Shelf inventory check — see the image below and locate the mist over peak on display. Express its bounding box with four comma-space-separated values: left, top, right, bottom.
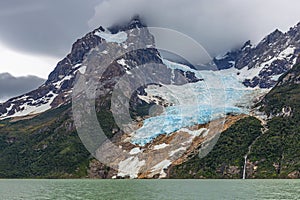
89, 0, 300, 57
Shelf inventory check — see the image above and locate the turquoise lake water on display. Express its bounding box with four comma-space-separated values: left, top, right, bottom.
0, 179, 299, 200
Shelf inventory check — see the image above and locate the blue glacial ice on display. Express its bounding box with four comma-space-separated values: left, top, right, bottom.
131, 60, 263, 146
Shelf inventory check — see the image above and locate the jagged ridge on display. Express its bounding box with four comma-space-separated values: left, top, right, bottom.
214, 22, 300, 88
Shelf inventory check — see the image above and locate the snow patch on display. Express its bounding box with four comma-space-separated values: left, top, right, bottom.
270, 74, 282, 81
215, 54, 228, 60
53, 75, 73, 89
153, 143, 169, 150
14, 95, 29, 101
178, 128, 209, 137
259, 46, 295, 69
117, 58, 132, 72
95, 30, 128, 44
163, 59, 193, 72
78, 66, 87, 74
150, 160, 172, 178
6, 103, 15, 113
280, 46, 295, 57
129, 147, 142, 155
0, 92, 58, 120
169, 147, 187, 157
72, 63, 82, 69
117, 58, 127, 66
118, 156, 145, 179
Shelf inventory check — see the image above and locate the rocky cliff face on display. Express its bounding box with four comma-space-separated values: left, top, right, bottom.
277, 57, 300, 86
259, 61, 300, 118
0, 27, 104, 119
214, 23, 300, 88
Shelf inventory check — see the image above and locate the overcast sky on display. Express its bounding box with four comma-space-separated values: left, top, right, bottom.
0, 0, 300, 100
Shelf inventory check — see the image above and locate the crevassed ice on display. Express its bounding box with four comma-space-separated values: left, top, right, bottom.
130, 59, 267, 146
131, 105, 243, 146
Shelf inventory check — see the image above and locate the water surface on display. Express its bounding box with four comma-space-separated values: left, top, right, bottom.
0, 179, 299, 200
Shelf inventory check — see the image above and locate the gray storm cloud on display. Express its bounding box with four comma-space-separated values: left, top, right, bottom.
0, 73, 45, 102
0, 0, 300, 59
0, 0, 100, 57
89, 0, 300, 56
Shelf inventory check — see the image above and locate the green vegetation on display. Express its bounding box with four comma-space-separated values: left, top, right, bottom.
249, 63, 300, 178
0, 105, 90, 178
249, 116, 300, 178
170, 117, 262, 178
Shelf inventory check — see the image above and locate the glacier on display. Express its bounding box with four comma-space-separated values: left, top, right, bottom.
131, 60, 267, 146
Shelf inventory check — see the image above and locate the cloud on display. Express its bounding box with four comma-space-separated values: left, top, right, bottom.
0, 0, 300, 60
0, 42, 59, 79
89, 0, 300, 56
0, 73, 45, 102
0, 0, 100, 57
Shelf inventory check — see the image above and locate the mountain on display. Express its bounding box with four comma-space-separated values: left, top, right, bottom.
0, 18, 299, 178
0, 17, 202, 178
260, 58, 300, 117
0, 16, 199, 121
214, 23, 300, 88
2, 20, 300, 121
170, 62, 300, 179
0, 27, 102, 119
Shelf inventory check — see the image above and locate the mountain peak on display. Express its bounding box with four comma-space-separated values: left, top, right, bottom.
272, 28, 282, 34
292, 21, 300, 29
108, 15, 146, 34
241, 40, 252, 50
129, 15, 145, 26
287, 21, 300, 37
261, 28, 284, 43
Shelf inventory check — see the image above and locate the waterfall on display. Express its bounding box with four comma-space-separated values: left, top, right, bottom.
242, 155, 247, 179
241, 117, 266, 180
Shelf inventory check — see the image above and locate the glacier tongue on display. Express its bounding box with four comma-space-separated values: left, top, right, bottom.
131, 60, 269, 146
